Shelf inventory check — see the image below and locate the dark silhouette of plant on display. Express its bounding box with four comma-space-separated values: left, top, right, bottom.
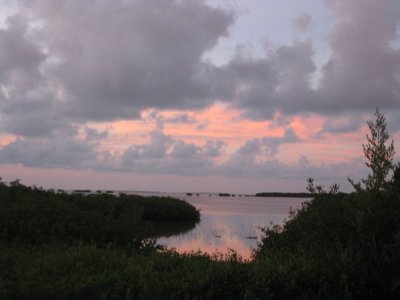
306, 177, 340, 194
349, 109, 395, 194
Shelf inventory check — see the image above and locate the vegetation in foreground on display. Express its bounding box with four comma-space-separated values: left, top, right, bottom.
1, 109, 399, 299
252, 110, 400, 299
0, 184, 200, 248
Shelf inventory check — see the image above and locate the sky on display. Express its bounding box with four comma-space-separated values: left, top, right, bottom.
0, 0, 400, 193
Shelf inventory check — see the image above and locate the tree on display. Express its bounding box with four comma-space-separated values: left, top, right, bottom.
306, 177, 340, 194
349, 109, 395, 194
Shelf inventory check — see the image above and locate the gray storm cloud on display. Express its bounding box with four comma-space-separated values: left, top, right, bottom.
0, 137, 98, 168
318, 0, 400, 113
2, 0, 400, 128
20, 0, 234, 121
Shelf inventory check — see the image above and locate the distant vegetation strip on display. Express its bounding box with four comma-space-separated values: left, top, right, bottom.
255, 192, 314, 198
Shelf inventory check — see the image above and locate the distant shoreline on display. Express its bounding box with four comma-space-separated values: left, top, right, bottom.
66, 189, 316, 198
254, 192, 313, 198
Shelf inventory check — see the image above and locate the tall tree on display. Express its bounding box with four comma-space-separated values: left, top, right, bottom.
349, 109, 395, 194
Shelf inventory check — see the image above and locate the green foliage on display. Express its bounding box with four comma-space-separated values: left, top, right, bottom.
253, 110, 400, 299
0, 243, 142, 300
349, 109, 395, 193
363, 109, 395, 192
253, 189, 400, 298
0, 243, 259, 300
0, 182, 199, 247
306, 177, 341, 195
0, 181, 218, 299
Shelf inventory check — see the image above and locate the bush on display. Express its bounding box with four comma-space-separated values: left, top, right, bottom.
0, 183, 199, 247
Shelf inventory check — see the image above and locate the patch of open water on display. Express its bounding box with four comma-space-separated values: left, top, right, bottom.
138, 193, 308, 259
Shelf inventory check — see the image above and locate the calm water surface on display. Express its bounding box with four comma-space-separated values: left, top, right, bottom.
151, 193, 308, 259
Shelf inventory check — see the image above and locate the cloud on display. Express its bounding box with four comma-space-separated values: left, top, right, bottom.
0, 0, 399, 189
114, 132, 317, 179
262, 128, 301, 155
167, 114, 195, 124
387, 110, 400, 132
225, 127, 300, 160
0, 85, 77, 137
119, 130, 216, 176
0, 14, 77, 138
2, 0, 400, 137
123, 131, 173, 162
202, 140, 226, 157
211, 40, 316, 119
317, 0, 400, 114
218, 129, 302, 177
98, 129, 302, 178
218, 151, 366, 185
15, 0, 234, 122
84, 127, 109, 142
211, 0, 400, 120
237, 139, 262, 156
0, 137, 98, 168
0, 14, 45, 90
0, 127, 368, 186
146, 111, 196, 130
293, 13, 312, 32
318, 115, 364, 136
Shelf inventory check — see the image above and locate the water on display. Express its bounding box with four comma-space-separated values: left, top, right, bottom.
152, 193, 308, 260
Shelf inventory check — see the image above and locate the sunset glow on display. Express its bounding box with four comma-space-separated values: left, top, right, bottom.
0, 0, 399, 192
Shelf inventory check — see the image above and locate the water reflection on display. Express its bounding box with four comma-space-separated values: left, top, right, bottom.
156, 194, 307, 259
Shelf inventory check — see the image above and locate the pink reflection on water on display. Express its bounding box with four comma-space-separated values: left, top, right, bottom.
157, 194, 308, 260
163, 235, 255, 260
